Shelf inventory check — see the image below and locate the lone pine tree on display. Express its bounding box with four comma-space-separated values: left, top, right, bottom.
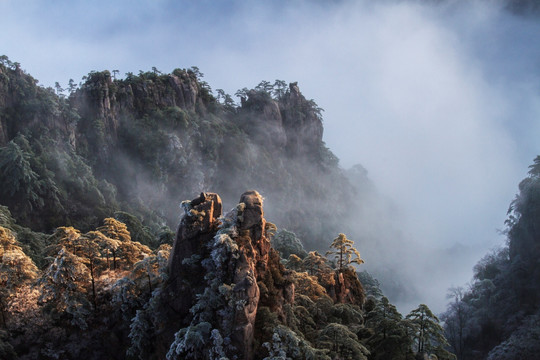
326, 233, 364, 271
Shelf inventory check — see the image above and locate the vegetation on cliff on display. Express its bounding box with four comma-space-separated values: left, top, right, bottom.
0, 55, 349, 251
441, 157, 540, 359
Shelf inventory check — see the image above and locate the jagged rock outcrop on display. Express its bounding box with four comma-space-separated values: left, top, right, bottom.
237, 190, 270, 264
167, 192, 223, 316
160, 190, 293, 360
330, 268, 366, 306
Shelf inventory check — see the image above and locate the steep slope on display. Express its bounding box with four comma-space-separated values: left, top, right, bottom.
442, 157, 540, 359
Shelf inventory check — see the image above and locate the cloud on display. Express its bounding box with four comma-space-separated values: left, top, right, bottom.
2, 0, 540, 313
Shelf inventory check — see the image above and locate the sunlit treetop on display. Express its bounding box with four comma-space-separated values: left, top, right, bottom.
326, 233, 364, 271
97, 218, 131, 243
0, 226, 38, 289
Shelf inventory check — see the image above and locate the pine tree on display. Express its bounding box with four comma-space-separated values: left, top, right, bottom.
77, 232, 106, 308
0, 226, 38, 328
406, 304, 454, 359
302, 251, 328, 276
326, 233, 364, 271
272, 229, 307, 259
37, 248, 91, 329
47, 226, 82, 254
97, 218, 131, 243
365, 297, 413, 359
97, 218, 150, 269
318, 323, 370, 360
132, 255, 158, 294
440, 287, 470, 360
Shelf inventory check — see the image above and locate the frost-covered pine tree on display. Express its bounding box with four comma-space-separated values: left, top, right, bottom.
406, 304, 454, 359
97, 218, 151, 270
318, 323, 369, 360
326, 233, 364, 271
263, 325, 330, 360
127, 308, 154, 359
0, 226, 38, 328
37, 248, 91, 329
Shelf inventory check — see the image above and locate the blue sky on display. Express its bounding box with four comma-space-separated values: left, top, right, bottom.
2, 0, 540, 312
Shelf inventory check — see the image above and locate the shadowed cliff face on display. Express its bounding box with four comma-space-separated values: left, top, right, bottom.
280, 82, 324, 158
166, 192, 223, 321
73, 69, 205, 169
238, 82, 323, 158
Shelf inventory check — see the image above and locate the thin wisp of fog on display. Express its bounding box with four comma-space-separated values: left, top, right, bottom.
2, 0, 540, 313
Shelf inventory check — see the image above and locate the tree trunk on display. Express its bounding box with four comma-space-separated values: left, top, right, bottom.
90, 261, 97, 309
112, 249, 117, 270
147, 271, 153, 293
0, 304, 6, 329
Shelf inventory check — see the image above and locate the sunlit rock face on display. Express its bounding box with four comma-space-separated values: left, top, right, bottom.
237, 190, 270, 268
161, 190, 293, 360
167, 192, 222, 316
330, 268, 366, 306
232, 190, 267, 359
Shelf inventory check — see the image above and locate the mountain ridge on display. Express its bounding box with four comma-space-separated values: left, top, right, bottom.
0, 57, 352, 251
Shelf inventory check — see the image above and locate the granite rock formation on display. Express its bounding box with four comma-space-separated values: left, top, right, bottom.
159, 190, 293, 360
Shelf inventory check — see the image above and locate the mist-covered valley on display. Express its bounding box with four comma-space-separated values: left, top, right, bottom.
1, 0, 540, 359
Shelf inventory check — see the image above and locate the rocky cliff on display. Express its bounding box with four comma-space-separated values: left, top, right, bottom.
159, 190, 294, 360
73, 69, 206, 169
0, 59, 355, 250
